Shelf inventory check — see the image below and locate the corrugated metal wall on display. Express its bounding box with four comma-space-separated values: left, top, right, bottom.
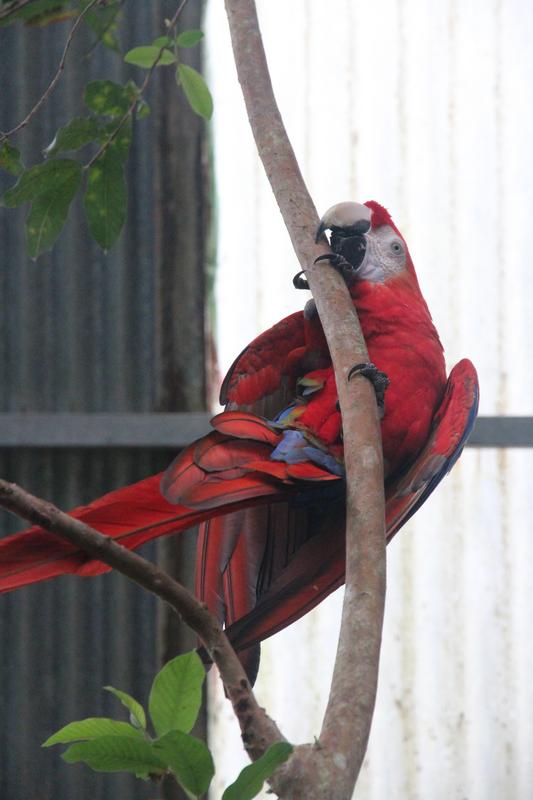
0, 2, 208, 799
206, 1, 533, 798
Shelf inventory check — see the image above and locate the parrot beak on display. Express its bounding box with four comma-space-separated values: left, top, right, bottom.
313, 202, 371, 283
315, 201, 372, 243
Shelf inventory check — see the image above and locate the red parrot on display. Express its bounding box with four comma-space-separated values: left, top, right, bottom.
0, 201, 478, 682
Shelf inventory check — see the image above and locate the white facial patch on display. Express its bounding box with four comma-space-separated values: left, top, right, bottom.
358, 225, 407, 283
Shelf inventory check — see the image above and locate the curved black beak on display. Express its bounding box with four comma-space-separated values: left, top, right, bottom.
336, 231, 367, 274
315, 203, 372, 279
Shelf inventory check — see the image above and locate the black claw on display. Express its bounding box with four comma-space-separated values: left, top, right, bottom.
347, 362, 390, 409
293, 270, 310, 290
313, 253, 360, 285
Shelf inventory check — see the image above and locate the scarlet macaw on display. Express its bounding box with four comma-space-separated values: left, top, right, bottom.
0, 201, 478, 682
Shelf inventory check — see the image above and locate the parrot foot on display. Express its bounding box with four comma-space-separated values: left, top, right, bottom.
293, 251, 360, 290
314, 252, 360, 285
347, 362, 389, 409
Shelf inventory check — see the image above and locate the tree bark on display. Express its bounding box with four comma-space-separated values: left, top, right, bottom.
224, 2, 387, 797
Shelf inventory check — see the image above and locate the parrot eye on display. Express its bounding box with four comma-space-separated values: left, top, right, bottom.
390, 240, 403, 255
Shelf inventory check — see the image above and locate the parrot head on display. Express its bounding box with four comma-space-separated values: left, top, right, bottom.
316, 200, 415, 285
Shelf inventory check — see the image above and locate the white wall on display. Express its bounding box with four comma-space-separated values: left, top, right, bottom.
205, 2, 533, 797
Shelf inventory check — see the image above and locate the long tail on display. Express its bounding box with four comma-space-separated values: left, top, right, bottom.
0, 413, 339, 594
0, 473, 282, 593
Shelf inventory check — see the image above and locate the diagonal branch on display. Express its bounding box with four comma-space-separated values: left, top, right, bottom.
0, 0, 101, 144
0, 478, 284, 761
224, 2, 386, 798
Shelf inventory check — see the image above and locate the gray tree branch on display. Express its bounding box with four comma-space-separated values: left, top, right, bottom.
224, 2, 387, 798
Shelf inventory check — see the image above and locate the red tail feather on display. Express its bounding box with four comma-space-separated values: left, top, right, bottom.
0, 470, 283, 593
0, 421, 337, 593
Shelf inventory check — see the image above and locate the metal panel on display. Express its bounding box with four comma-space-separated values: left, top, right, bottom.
205, 1, 533, 798
0, 3, 207, 799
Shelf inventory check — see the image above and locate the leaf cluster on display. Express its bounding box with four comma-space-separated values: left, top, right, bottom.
44, 651, 292, 799
1, 80, 141, 257
124, 30, 213, 120
0, 17, 212, 258
0, 0, 121, 45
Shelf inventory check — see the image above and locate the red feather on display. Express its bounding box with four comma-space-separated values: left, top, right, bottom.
210, 411, 280, 444
0, 202, 479, 687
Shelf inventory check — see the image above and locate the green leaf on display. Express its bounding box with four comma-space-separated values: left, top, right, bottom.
26, 170, 81, 257
43, 717, 143, 747
149, 651, 205, 737
84, 80, 134, 117
0, 141, 24, 176
2, 158, 79, 207
176, 64, 213, 120
152, 35, 172, 48
61, 736, 167, 777
84, 1, 122, 53
154, 731, 214, 796
222, 742, 293, 800
101, 28, 120, 52
104, 686, 147, 731
84, 147, 126, 251
0, 0, 71, 28
124, 46, 175, 68
1, 159, 82, 258
99, 121, 132, 162
44, 117, 100, 157
176, 30, 203, 48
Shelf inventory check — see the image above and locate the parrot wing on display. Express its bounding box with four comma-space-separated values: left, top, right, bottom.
218, 503, 346, 656
190, 404, 343, 682
202, 311, 305, 682
220, 310, 305, 409
219, 359, 479, 657
384, 358, 479, 538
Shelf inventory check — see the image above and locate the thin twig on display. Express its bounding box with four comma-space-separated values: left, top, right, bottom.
0, 0, 37, 22
84, 0, 189, 170
224, 2, 386, 798
0, 0, 101, 144
0, 478, 284, 760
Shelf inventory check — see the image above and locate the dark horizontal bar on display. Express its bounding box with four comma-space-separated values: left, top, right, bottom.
0, 413, 212, 448
466, 416, 533, 447
0, 414, 532, 448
